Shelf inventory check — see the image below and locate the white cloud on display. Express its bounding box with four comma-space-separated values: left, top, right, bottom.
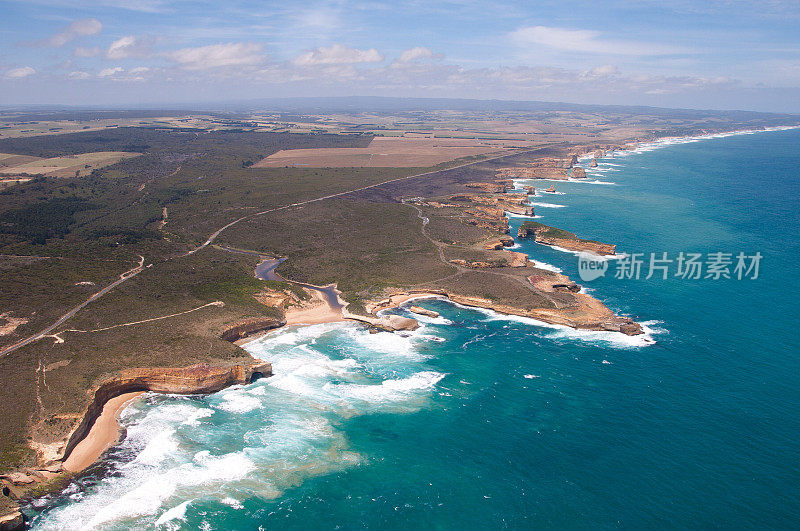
68, 70, 91, 79
106, 35, 152, 59
164, 42, 266, 70
398, 47, 435, 63
293, 44, 383, 66
74, 46, 101, 57
511, 26, 688, 56
295, 7, 342, 30
4, 66, 35, 79
37, 18, 102, 47
586, 64, 620, 77
98, 66, 124, 77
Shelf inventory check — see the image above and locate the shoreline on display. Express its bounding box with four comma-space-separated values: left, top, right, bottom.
17, 125, 793, 521
4, 361, 271, 512
578, 124, 800, 163
62, 391, 144, 473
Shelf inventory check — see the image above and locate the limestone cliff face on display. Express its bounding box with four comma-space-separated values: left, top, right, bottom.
0, 510, 24, 531
517, 223, 616, 256
219, 317, 285, 342
590, 158, 598, 167
408, 306, 440, 318
496, 166, 570, 180
483, 236, 515, 250
534, 235, 615, 256
447, 294, 642, 336
506, 251, 528, 267
571, 167, 587, 179
61, 361, 272, 464
365, 289, 642, 337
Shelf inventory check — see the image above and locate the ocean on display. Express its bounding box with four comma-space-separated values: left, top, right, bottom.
26, 127, 800, 529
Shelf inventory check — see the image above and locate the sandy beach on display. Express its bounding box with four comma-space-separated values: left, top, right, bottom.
285, 289, 345, 325
62, 391, 144, 473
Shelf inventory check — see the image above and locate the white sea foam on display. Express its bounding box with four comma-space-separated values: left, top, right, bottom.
529, 260, 562, 273
616, 125, 800, 158
538, 244, 626, 262
221, 497, 243, 509
418, 334, 446, 342
133, 427, 178, 466
216, 387, 263, 414
154, 499, 192, 527
32, 321, 448, 530
181, 408, 213, 427
523, 374, 540, 379
329, 371, 446, 404
530, 201, 566, 208
447, 299, 655, 348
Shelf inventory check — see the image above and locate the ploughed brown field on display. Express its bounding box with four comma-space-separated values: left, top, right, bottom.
253, 136, 531, 167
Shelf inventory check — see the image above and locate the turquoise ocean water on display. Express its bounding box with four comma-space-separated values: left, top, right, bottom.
26, 128, 800, 529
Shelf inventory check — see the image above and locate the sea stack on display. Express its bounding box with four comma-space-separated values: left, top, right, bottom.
590, 159, 598, 167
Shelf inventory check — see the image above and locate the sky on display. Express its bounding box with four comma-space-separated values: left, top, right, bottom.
1, 0, 800, 112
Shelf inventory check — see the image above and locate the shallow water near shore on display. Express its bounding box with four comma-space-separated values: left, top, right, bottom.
26, 128, 800, 529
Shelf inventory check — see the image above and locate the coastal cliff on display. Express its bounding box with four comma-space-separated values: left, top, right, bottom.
219, 317, 285, 342
517, 221, 616, 255
365, 289, 642, 336
60, 361, 272, 465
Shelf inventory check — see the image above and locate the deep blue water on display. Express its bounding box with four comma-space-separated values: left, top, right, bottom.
27, 128, 800, 529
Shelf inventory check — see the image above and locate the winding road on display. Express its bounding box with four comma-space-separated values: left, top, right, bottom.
2, 147, 537, 357
0, 256, 147, 357
185, 149, 535, 255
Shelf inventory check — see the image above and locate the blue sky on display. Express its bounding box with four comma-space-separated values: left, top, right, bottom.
1, 0, 799, 112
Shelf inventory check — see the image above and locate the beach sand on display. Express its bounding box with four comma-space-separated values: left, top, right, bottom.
285, 289, 345, 325
62, 391, 144, 473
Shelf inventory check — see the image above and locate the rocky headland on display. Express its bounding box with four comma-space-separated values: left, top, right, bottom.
517, 221, 616, 255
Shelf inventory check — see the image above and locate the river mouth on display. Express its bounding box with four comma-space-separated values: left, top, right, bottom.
255, 257, 344, 310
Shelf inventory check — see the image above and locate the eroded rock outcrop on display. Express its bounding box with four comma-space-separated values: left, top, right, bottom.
61, 361, 272, 464
506, 251, 528, 267
363, 289, 642, 336
517, 221, 616, 255
571, 167, 586, 179
528, 273, 580, 293
62, 360, 272, 459
483, 236, 515, 250
408, 306, 440, 318
0, 510, 24, 531
447, 294, 642, 336
345, 313, 420, 332
496, 166, 570, 180
219, 317, 285, 342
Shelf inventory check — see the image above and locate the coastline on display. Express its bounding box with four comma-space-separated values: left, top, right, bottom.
62, 391, 144, 473
17, 124, 798, 524
579, 124, 800, 163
